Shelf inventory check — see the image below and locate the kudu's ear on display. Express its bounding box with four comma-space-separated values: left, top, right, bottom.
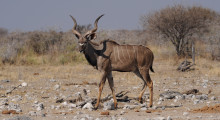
86, 33, 97, 41
75, 34, 80, 39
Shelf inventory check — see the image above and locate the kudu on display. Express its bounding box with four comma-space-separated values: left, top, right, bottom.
70, 14, 154, 109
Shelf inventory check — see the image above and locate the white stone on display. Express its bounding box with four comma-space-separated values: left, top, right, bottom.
21, 82, 28, 87
167, 116, 172, 120
82, 103, 94, 111
36, 103, 44, 111
194, 100, 200, 104
51, 105, 55, 109
54, 84, 60, 90
103, 99, 115, 110
159, 97, 164, 101
68, 103, 77, 108
183, 112, 189, 116
62, 101, 68, 106
120, 111, 125, 115
154, 117, 166, 120
157, 101, 162, 105
174, 99, 178, 102
140, 107, 147, 111
50, 79, 56, 82
211, 96, 216, 100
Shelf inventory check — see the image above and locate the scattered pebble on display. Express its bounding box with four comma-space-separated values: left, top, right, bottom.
54, 84, 60, 90
167, 116, 172, 120
21, 82, 28, 87
1, 79, 10, 83
103, 99, 115, 110
82, 103, 94, 111
183, 112, 189, 116
211, 96, 216, 100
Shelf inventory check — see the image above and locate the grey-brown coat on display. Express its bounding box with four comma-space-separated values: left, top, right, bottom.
70, 14, 154, 109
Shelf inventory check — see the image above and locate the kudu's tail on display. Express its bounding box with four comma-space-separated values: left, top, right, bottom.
150, 65, 154, 73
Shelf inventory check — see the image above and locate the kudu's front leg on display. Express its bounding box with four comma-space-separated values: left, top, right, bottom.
107, 72, 117, 109
94, 71, 107, 110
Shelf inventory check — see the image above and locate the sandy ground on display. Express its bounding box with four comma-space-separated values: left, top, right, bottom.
0, 59, 220, 120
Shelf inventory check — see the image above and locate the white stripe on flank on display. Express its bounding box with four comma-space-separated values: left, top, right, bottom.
117, 46, 123, 63
126, 45, 131, 59
113, 46, 117, 62
121, 46, 126, 61
133, 46, 136, 57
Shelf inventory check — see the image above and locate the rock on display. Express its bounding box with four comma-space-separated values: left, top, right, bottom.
196, 94, 208, 100
140, 107, 147, 111
56, 98, 64, 103
184, 94, 194, 99
41, 113, 46, 117
62, 101, 68, 106
167, 116, 172, 120
75, 92, 83, 101
103, 99, 115, 110
182, 89, 200, 95
159, 91, 182, 99
21, 82, 28, 87
68, 103, 77, 108
82, 103, 94, 111
183, 112, 189, 116
161, 106, 166, 110
152, 106, 158, 110
157, 101, 162, 105
76, 111, 83, 115
118, 117, 127, 120
140, 103, 147, 107
173, 99, 177, 102
7, 103, 22, 112
158, 97, 164, 101
4, 116, 32, 120
193, 100, 200, 104
28, 111, 38, 116
154, 117, 166, 120
111, 115, 117, 120
1, 79, 10, 83
11, 95, 22, 102
211, 96, 216, 100
123, 104, 137, 110
54, 84, 60, 90
120, 111, 125, 115
0, 98, 8, 105
83, 89, 87, 95
50, 79, 56, 82
36, 103, 44, 111
50, 105, 55, 109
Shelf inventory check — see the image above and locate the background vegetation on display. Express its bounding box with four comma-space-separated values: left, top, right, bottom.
0, 4, 219, 66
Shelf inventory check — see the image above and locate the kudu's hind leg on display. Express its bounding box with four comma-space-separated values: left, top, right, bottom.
139, 68, 153, 107
107, 72, 117, 109
134, 70, 147, 103
94, 71, 107, 109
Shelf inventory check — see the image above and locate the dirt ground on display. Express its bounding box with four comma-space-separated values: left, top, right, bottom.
0, 59, 220, 120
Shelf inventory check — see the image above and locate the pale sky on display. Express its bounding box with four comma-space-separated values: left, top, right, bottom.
0, 0, 220, 32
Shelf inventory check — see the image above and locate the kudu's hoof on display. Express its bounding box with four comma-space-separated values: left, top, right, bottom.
93, 105, 98, 110
139, 98, 143, 104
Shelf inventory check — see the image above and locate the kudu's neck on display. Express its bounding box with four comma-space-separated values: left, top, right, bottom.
83, 41, 102, 69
